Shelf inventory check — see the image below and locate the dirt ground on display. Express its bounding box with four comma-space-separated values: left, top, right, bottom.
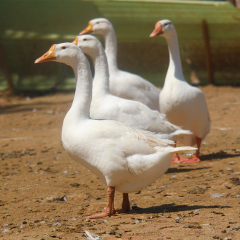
0, 85, 240, 240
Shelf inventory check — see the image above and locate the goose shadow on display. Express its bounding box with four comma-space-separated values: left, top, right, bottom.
129, 203, 231, 215
200, 151, 240, 161
166, 167, 211, 174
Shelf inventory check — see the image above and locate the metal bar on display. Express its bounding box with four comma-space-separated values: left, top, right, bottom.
202, 19, 214, 85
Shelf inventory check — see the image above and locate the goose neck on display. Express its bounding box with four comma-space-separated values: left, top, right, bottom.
103, 27, 118, 73
165, 31, 185, 82
68, 53, 92, 120
91, 47, 110, 97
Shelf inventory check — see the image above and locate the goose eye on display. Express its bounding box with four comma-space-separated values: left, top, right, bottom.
83, 39, 87, 41
61, 46, 67, 49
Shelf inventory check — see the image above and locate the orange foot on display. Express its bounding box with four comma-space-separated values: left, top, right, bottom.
171, 153, 181, 163
115, 208, 130, 214
86, 210, 115, 219
115, 193, 130, 214
115, 206, 130, 215
172, 157, 181, 163
86, 186, 116, 219
179, 156, 200, 163
85, 189, 131, 219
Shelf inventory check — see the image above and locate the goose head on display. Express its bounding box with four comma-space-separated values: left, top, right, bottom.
72, 35, 102, 58
80, 18, 112, 36
150, 19, 175, 38
35, 43, 81, 67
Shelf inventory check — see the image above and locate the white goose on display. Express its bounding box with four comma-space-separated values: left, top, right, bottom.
150, 20, 211, 163
35, 43, 197, 219
72, 35, 192, 142
80, 18, 160, 111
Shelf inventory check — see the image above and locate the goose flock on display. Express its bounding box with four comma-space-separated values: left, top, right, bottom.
35, 18, 210, 219
80, 18, 160, 111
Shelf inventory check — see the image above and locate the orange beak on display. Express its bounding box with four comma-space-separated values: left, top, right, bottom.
150, 22, 164, 37
79, 21, 93, 35
72, 36, 79, 46
35, 45, 57, 63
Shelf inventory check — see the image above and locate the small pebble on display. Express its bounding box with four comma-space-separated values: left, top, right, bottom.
210, 193, 224, 198
2, 229, 10, 233
45, 110, 54, 114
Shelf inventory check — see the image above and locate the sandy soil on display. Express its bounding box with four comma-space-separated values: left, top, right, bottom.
0, 85, 240, 240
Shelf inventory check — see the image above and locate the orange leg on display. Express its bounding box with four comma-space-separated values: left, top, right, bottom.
86, 186, 116, 219
172, 153, 181, 163
115, 193, 130, 214
179, 137, 201, 163
171, 143, 181, 163
86, 188, 130, 219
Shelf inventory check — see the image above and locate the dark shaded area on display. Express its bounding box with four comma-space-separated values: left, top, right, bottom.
0, 95, 72, 115
166, 167, 211, 174
130, 203, 231, 214
200, 151, 240, 161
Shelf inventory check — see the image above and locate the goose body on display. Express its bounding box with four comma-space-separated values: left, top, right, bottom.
159, 79, 209, 146
35, 43, 197, 218
62, 118, 177, 193
80, 18, 160, 111
150, 20, 210, 163
73, 35, 192, 141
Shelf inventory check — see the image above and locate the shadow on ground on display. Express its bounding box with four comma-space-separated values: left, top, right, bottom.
200, 151, 240, 161
167, 167, 211, 174
130, 203, 231, 214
